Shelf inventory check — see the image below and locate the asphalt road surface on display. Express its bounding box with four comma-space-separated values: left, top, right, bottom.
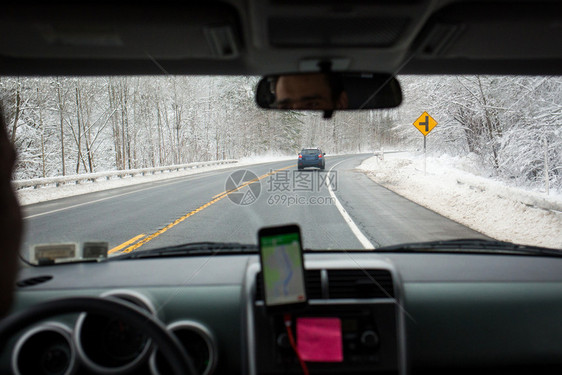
21, 154, 487, 259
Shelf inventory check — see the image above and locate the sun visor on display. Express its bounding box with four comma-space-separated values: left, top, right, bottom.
0, 3, 241, 60
415, 3, 562, 60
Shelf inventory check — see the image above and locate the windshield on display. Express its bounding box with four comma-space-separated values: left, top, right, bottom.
301, 149, 321, 155
1, 75, 561, 263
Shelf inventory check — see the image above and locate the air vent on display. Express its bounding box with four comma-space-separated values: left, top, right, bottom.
255, 270, 322, 301
305, 270, 322, 299
16, 275, 53, 288
327, 269, 393, 299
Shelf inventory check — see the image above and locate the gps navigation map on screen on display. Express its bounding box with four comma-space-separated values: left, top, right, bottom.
260, 231, 306, 307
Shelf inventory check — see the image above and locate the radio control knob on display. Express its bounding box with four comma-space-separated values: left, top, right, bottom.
360, 330, 379, 347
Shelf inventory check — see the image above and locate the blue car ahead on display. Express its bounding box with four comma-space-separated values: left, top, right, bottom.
298, 148, 325, 170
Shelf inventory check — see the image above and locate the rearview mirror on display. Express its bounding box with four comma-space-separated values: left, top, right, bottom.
256, 72, 402, 111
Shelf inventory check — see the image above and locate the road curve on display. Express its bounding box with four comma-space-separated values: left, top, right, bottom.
21, 154, 487, 259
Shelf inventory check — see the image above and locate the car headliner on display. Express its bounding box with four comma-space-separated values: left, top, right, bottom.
0, 0, 561, 77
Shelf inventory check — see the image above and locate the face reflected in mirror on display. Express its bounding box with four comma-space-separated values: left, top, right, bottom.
274, 73, 349, 110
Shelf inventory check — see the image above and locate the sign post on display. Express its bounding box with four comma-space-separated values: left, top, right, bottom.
413, 112, 437, 175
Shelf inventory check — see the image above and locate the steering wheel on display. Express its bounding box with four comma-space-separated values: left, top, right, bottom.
0, 296, 196, 375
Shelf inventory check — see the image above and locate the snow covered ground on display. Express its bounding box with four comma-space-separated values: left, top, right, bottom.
16, 154, 295, 206
358, 152, 562, 249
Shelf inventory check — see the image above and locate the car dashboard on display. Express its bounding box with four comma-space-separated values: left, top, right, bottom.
2, 251, 562, 375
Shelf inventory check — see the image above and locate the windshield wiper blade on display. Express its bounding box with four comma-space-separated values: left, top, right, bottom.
111, 242, 258, 260
376, 239, 562, 256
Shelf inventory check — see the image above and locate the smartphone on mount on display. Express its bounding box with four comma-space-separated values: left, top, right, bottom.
258, 224, 308, 313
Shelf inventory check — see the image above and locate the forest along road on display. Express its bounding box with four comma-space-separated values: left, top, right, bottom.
21, 154, 488, 257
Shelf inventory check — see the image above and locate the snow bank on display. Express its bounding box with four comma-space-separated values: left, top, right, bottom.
358, 152, 562, 249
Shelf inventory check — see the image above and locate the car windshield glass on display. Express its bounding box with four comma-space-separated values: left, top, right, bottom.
2, 75, 561, 264
301, 149, 320, 155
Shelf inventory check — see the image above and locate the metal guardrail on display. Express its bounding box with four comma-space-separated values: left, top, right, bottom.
13, 160, 238, 190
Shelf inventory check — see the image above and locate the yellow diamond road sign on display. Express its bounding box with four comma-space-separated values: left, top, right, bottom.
413, 112, 437, 136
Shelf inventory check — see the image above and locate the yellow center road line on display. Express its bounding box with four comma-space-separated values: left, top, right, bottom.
118, 164, 296, 254
108, 234, 146, 254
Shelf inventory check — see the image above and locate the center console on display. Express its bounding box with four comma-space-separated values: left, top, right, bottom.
245, 258, 406, 375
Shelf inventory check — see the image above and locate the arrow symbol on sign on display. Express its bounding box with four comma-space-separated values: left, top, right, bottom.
419, 116, 429, 132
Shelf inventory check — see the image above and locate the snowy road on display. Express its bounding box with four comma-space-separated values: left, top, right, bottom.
21, 154, 488, 258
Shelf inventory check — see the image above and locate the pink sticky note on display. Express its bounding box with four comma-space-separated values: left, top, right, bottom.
297, 317, 343, 362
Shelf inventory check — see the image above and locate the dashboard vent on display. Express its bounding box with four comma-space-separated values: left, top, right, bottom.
305, 270, 322, 299
16, 275, 53, 288
327, 269, 394, 299
255, 270, 322, 300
